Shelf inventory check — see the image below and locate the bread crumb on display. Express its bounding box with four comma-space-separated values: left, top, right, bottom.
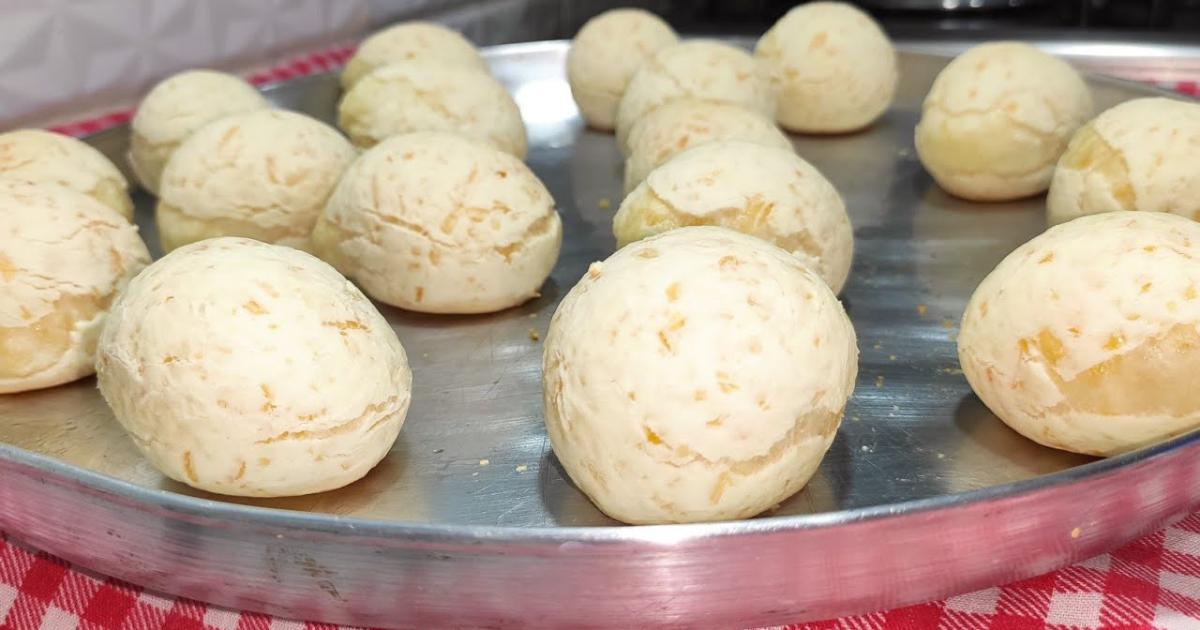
1071, 526, 1082, 539
515, 464, 529, 473
875, 376, 885, 387
528, 328, 540, 342
916, 304, 927, 316
889, 354, 897, 361
421, 352, 429, 359
860, 445, 871, 452
528, 313, 538, 319
937, 453, 945, 459
597, 197, 611, 210
942, 319, 955, 329
478, 459, 490, 466
872, 342, 882, 350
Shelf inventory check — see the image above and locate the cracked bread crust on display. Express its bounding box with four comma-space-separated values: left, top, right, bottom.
340, 22, 487, 90
623, 99, 792, 194
311, 132, 561, 314
958, 212, 1200, 456
915, 42, 1092, 201
0, 179, 150, 393
543, 226, 857, 524
0, 129, 134, 220
614, 140, 853, 293
614, 40, 776, 153
338, 61, 527, 158
128, 70, 269, 196
1047, 98, 1200, 226
156, 109, 356, 253
95, 237, 411, 497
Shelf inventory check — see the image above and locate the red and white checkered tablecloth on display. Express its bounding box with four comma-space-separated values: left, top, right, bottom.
6, 42, 1200, 630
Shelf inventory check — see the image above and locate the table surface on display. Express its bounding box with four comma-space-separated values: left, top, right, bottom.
3, 41, 1200, 630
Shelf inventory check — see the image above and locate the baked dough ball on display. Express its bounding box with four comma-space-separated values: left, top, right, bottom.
614, 40, 776, 152
566, 9, 678, 131
755, 1, 897, 133
96, 237, 412, 497
341, 21, 487, 90
543, 226, 857, 524
0, 129, 133, 220
157, 109, 356, 253
614, 141, 853, 293
312, 132, 561, 314
623, 99, 792, 194
915, 42, 1092, 201
1048, 97, 1200, 226
338, 62, 527, 157
128, 70, 269, 196
958, 212, 1200, 457
0, 179, 149, 394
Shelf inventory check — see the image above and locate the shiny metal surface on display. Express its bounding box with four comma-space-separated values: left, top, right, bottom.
2, 41, 1199, 628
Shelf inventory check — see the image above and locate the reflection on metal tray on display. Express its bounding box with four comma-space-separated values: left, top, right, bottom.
2, 41, 1199, 628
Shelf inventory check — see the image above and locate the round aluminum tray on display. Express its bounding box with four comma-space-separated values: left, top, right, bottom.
2, 41, 1198, 628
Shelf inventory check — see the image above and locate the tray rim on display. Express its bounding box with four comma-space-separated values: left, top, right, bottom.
3, 38, 1198, 545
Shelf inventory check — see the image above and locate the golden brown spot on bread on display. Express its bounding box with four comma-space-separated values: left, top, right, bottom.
1062, 125, 1136, 210
644, 425, 663, 445
666, 282, 680, 302
694, 389, 707, 401
719, 255, 740, 270
322, 320, 367, 331
1144, 245, 1158, 253
415, 287, 424, 302
1104, 334, 1125, 351
232, 460, 246, 482
1187, 285, 1198, 301
1039, 252, 1055, 264
627, 391, 637, 401
260, 383, 277, 412
243, 300, 267, 315
657, 330, 673, 353
162, 355, 178, 364
809, 32, 828, 50
182, 451, 198, 483
1142, 282, 1153, 294
217, 399, 229, 409
257, 457, 270, 467
710, 472, 732, 504
636, 248, 659, 259
706, 416, 724, 427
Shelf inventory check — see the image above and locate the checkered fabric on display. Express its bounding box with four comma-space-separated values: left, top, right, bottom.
8, 42, 1200, 630
6, 512, 1200, 629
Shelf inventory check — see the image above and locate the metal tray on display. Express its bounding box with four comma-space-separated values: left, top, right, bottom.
3, 41, 1199, 628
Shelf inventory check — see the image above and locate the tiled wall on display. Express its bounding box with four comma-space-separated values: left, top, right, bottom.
0, 0, 669, 129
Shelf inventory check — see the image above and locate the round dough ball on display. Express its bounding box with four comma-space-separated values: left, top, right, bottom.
614, 40, 776, 152
614, 140, 853, 293
338, 62, 527, 157
129, 70, 269, 196
915, 42, 1092, 201
340, 21, 487, 90
157, 109, 356, 253
755, 1, 898, 134
958, 212, 1200, 457
1048, 97, 1200, 226
0, 179, 150, 394
0, 129, 133, 220
623, 99, 792, 194
312, 132, 561, 314
543, 226, 857, 524
566, 9, 678, 131
96, 237, 412, 497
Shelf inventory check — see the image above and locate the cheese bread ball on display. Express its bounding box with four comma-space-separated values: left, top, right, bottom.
614, 141, 853, 293
623, 99, 792, 194
340, 21, 487, 90
915, 42, 1092, 201
312, 132, 561, 314
128, 70, 269, 196
567, 9, 678, 131
1048, 98, 1200, 226
157, 109, 356, 253
0, 180, 150, 394
338, 62, 527, 157
0, 129, 133, 220
543, 226, 858, 524
96, 237, 412, 497
958, 212, 1200, 457
614, 40, 776, 152
755, 2, 898, 134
